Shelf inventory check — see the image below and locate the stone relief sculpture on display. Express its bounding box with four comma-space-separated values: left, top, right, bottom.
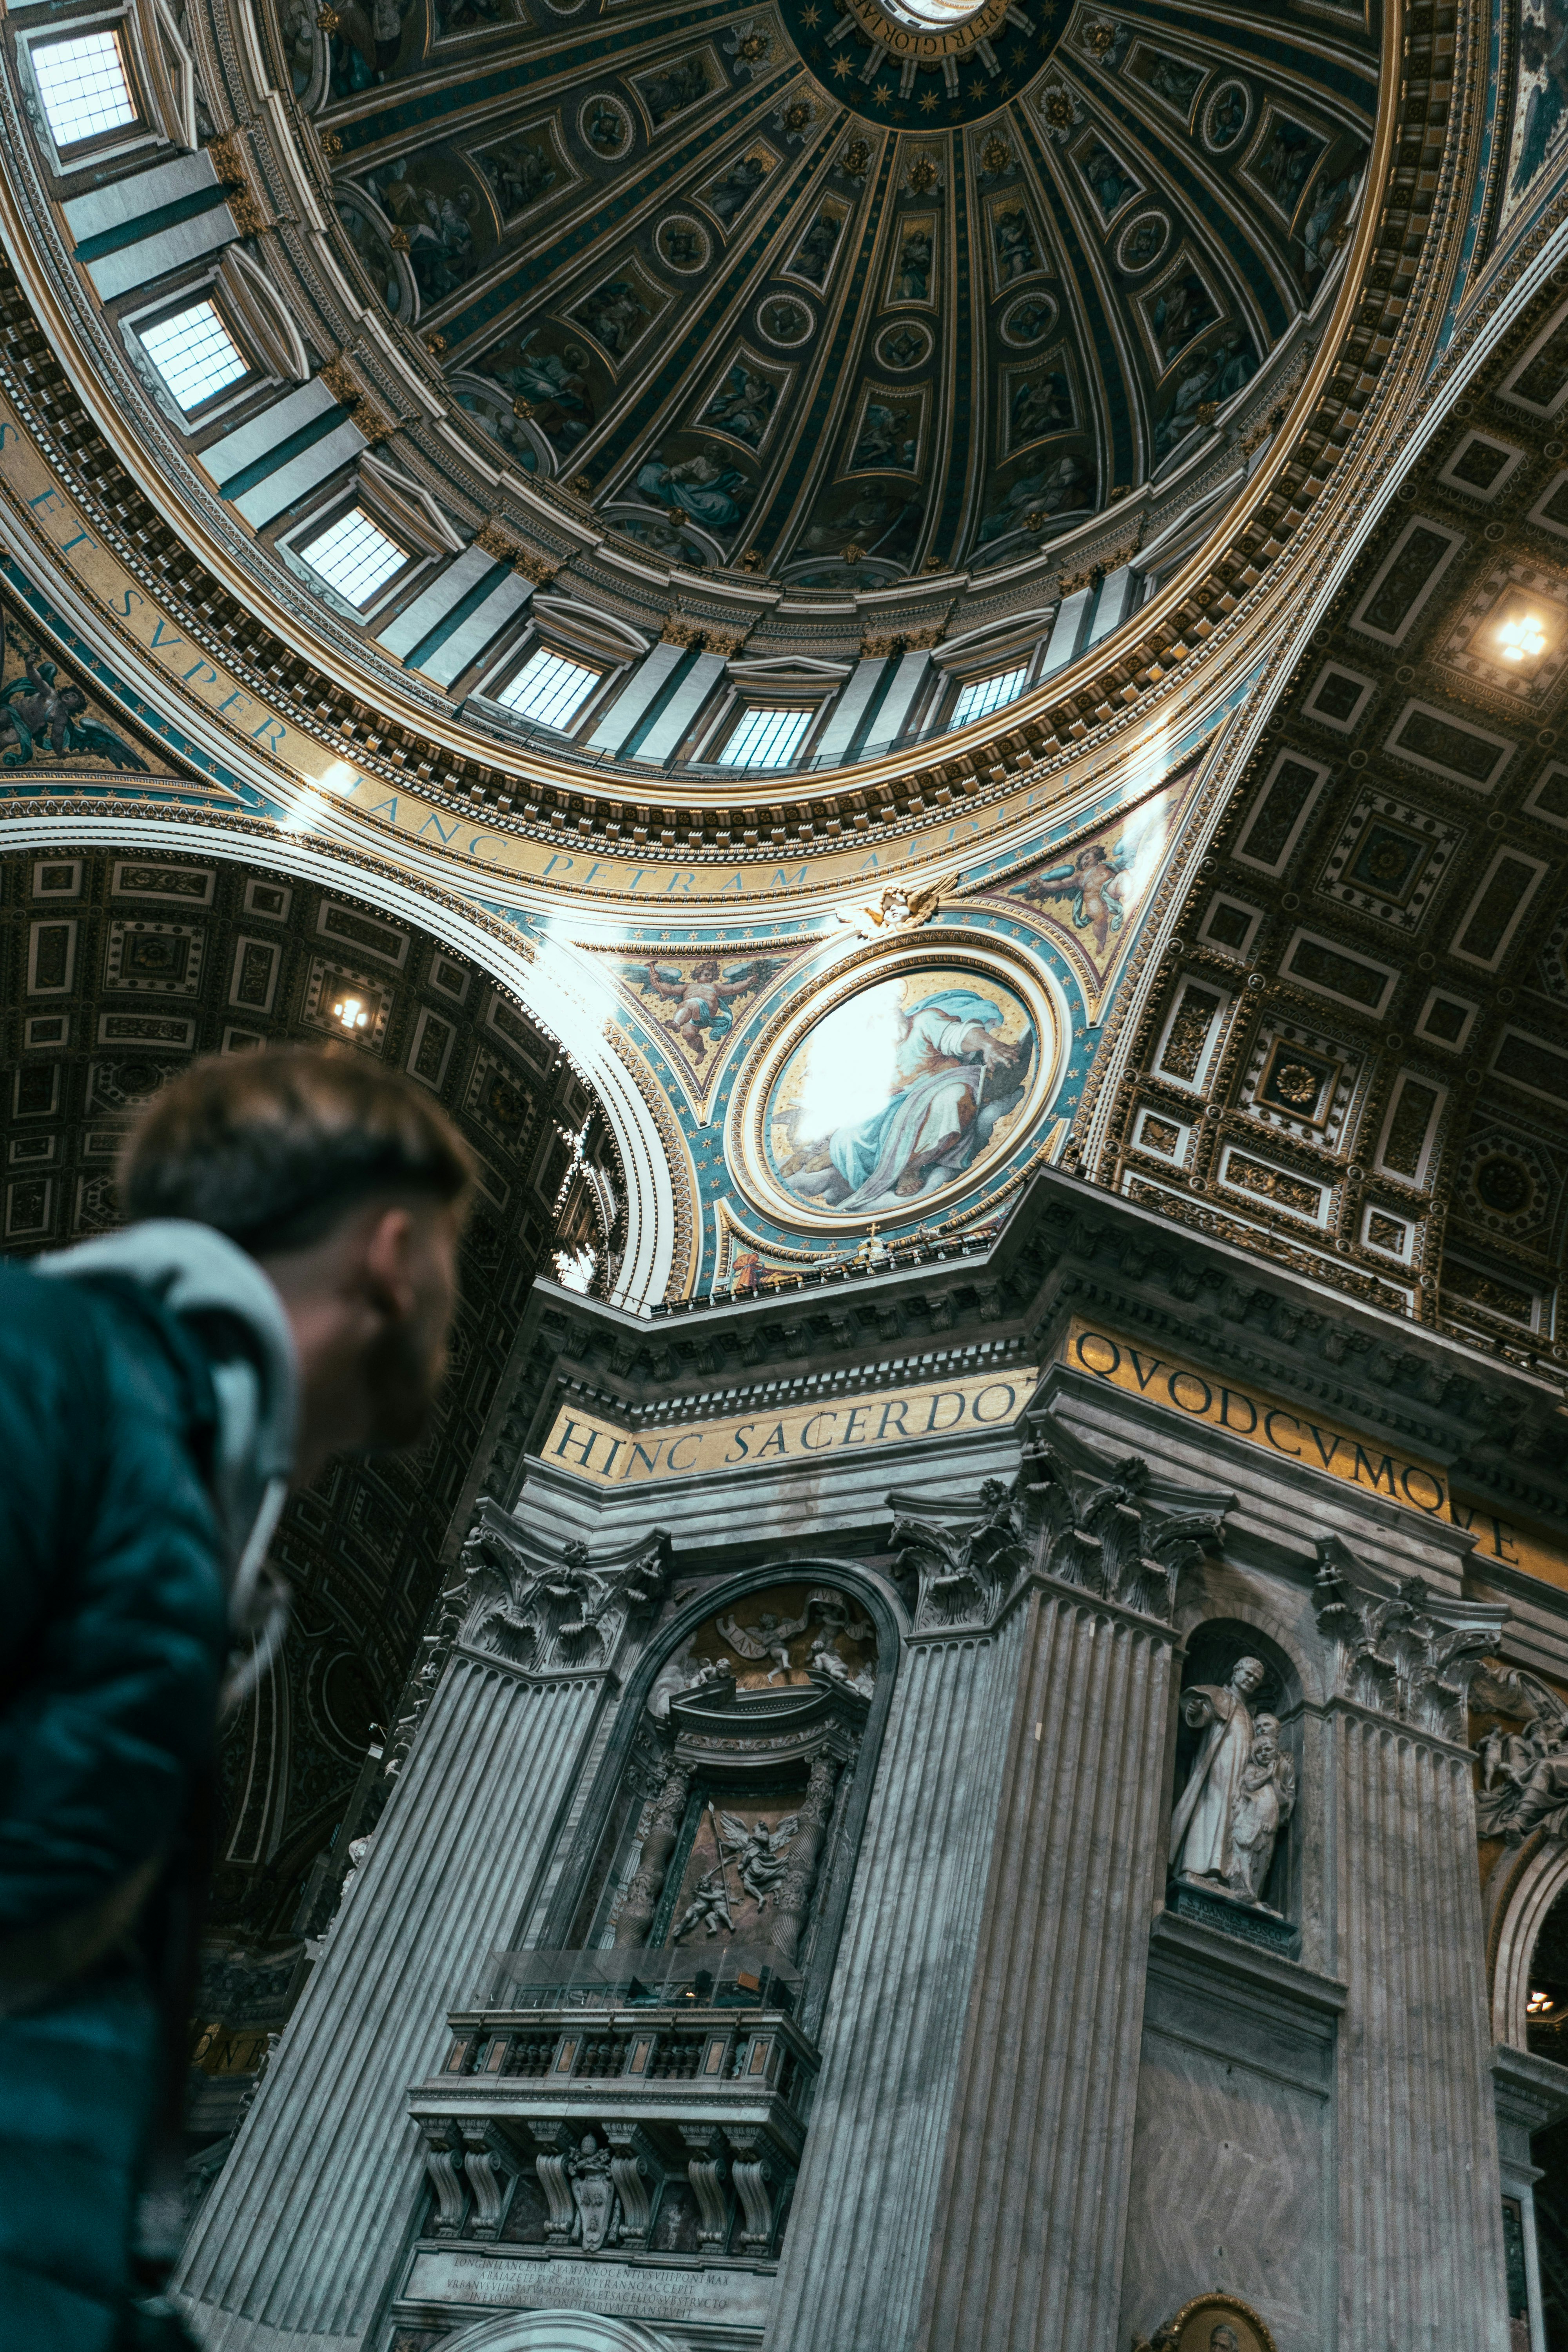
1473, 1663, 1568, 1843
672, 1810, 799, 1937
607, 1581, 871, 1960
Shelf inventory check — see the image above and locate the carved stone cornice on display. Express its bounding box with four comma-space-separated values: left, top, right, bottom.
888, 1418, 1226, 1634
457, 1499, 673, 1676
1310, 1537, 1507, 1745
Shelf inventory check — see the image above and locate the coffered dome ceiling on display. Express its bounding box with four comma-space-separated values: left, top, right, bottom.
310, 0, 1375, 583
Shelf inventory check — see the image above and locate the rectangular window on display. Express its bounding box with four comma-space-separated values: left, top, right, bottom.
33, 30, 137, 147
722, 706, 813, 768
495, 648, 601, 731
298, 507, 406, 605
141, 301, 247, 410
952, 666, 1027, 728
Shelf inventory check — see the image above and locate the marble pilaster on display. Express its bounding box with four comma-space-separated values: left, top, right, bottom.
763, 1612, 1025, 2352
911, 1582, 1180, 2352
176, 1653, 612, 2352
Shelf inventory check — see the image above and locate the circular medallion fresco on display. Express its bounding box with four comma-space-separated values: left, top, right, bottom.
1203, 81, 1252, 153
1000, 292, 1059, 346
1116, 210, 1171, 276
876, 320, 935, 371
656, 214, 712, 275
736, 951, 1059, 1228
577, 93, 633, 159
759, 296, 815, 348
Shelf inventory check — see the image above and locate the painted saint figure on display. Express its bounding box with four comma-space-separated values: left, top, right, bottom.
1170, 1655, 1267, 1883
777, 985, 1029, 1211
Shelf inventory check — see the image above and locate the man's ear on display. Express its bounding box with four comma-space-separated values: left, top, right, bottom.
360, 1204, 418, 1315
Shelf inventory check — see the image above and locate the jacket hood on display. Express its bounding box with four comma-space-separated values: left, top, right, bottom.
35, 1220, 298, 1702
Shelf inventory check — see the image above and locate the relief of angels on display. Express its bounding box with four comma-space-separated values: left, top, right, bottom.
619, 955, 786, 1062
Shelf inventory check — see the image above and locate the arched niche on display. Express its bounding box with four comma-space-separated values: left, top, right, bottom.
519, 1560, 902, 2042
441, 2311, 676, 2352
1493, 1840, 1568, 2056
1170, 1616, 1306, 1931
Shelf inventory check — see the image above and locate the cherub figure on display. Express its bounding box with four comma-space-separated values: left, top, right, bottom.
716, 1605, 808, 1680
1015, 839, 1132, 951
1227, 1714, 1295, 1906
0, 650, 147, 771
619, 956, 784, 1062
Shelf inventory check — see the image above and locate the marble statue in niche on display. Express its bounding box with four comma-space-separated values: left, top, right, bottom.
1171, 1655, 1295, 1909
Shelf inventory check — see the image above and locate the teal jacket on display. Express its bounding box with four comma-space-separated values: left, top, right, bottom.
0, 1226, 296, 2347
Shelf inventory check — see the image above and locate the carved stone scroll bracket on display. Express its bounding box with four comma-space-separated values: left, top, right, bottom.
604, 2122, 670, 2249
418, 2121, 468, 2239
724, 2127, 781, 2254
678, 2125, 731, 2249
1310, 1536, 1508, 1743
460, 2120, 521, 2241
534, 2126, 579, 2246
457, 1498, 673, 1677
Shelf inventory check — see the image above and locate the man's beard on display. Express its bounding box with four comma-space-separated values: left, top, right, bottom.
363, 1309, 446, 1449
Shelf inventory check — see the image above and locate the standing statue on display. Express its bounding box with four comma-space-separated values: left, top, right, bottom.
1227, 1714, 1295, 1906
568, 2135, 617, 2250
1170, 1656, 1267, 1884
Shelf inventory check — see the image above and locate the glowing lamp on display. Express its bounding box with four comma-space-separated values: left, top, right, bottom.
332, 995, 369, 1031
1496, 611, 1547, 663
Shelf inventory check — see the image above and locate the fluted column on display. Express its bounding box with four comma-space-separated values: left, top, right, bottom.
911, 1586, 1178, 2352
1331, 1710, 1510, 2351
176, 1653, 610, 2352
764, 1613, 1026, 2352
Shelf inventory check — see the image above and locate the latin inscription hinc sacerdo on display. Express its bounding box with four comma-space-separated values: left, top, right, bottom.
540, 1369, 1041, 1489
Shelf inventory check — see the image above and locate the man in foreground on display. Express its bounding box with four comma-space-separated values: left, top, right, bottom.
0, 1045, 472, 2348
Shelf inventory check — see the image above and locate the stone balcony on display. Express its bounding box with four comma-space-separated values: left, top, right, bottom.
406, 1948, 817, 2263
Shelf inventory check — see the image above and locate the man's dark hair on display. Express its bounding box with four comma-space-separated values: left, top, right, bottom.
118, 1045, 474, 1255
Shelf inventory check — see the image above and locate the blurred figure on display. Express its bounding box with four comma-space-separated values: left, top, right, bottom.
0, 1048, 471, 2349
